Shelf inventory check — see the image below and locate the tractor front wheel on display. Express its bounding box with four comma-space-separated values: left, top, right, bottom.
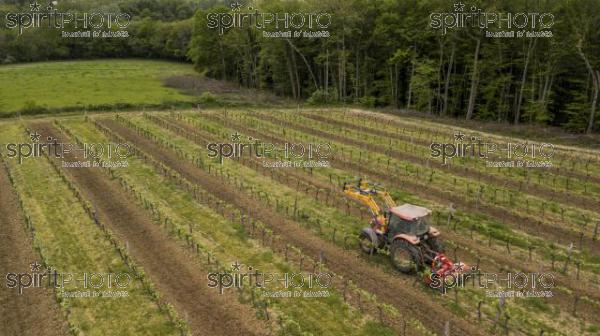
359, 232, 377, 255
390, 240, 422, 274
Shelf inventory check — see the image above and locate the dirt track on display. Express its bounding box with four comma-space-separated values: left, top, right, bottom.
32, 122, 270, 336
0, 159, 69, 336
99, 118, 485, 336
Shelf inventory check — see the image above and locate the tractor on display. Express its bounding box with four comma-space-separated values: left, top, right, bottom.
343, 180, 466, 279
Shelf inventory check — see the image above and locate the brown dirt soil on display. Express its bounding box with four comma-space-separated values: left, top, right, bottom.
153, 114, 365, 221
31, 122, 271, 336
164, 75, 241, 94
100, 118, 486, 336
163, 75, 284, 105
0, 160, 69, 336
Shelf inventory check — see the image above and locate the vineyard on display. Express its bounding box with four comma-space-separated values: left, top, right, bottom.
1, 107, 599, 336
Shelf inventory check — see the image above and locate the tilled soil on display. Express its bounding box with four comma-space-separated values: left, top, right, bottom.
100, 118, 485, 336
0, 160, 69, 336
32, 122, 270, 336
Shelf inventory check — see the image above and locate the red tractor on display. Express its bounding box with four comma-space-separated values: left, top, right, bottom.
343, 180, 467, 280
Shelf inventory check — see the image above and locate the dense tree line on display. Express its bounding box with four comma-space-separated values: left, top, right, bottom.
0, 0, 197, 61
188, 0, 600, 133
1, 0, 599, 133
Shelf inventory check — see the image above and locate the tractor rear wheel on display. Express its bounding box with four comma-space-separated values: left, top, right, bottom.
359, 232, 377, 255
390, 240, 422, 274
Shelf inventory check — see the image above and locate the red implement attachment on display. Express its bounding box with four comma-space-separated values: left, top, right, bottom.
423, 253, 469, 291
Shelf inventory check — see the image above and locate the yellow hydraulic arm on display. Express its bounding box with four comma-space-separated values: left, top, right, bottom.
342, 180, 396, 232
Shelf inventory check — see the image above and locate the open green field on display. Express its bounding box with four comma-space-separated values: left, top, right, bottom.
0, 60, 196, 115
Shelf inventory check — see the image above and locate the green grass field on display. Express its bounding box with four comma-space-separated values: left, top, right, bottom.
0, 60, 196, 115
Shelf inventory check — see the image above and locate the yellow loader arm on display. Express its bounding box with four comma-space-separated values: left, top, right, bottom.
342, 180, 396, 232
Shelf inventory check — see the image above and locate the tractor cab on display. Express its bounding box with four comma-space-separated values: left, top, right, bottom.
386, 204, 432, 238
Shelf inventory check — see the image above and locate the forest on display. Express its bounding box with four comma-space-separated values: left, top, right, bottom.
1, 0, 599, 133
